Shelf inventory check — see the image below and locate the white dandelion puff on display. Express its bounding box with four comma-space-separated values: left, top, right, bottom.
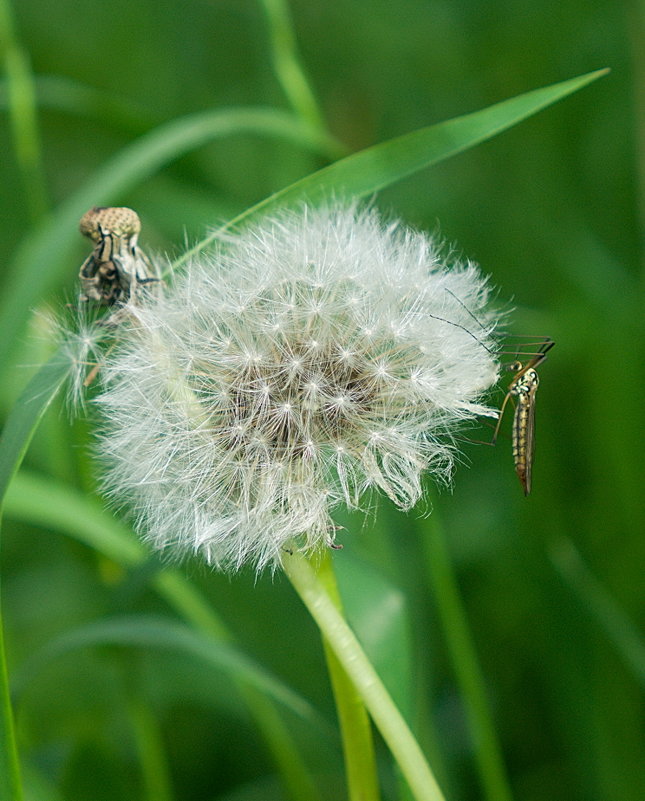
93, 204, 500, 571
44, 305, 113, 410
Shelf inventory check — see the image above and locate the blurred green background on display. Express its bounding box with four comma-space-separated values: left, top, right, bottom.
1, 1, 643, 800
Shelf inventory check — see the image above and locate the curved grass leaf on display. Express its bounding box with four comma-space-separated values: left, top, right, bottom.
4, 469, 145, 564
0, 0, 48, 221
0, 106, 345, 374
4, 470, 329, 797
0, 74, 161, 133
420, 510, 513, 801
0, 350, 72, 511
14, 614, 319, 722
549, 539, 645, 688
0, 72, 605, 375
177, 69, 608, 266
4, 468, 235, 639
258, 0, 325, 130
0, 354, 70, 801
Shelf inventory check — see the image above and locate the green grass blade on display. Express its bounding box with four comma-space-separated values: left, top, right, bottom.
0, 0, 48, 220
125, 686, 175, 801
177, 69, 608, 267
0, 619, 23, 801
420, 511, 513, 801
549, 539, 645, 687
4, 469, 146, 565
0, 322, 72, 801
0, 352, 71, 801
4, 471, 325, 801
0, 74, 160, 133
15, 614, 319, 722
0, 350, 72, 509
258, 0, 326, 130
0, 107, 344, 375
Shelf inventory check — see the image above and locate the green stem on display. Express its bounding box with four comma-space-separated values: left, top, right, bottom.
0, 577, 24, 801
420, 514, 513, 801
258, 0, 326, 131
316, 551, 381, 801
124, 663, 175, 801
282, 549, 447, 801
624, 0, 645, 280
0, 0, 48, 221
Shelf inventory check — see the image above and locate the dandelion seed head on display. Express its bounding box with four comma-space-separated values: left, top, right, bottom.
95, 204, 500, 571
44, 304, 113, 410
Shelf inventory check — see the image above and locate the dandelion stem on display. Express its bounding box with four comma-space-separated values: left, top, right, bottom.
316, 550, 381, 801
420, 512, 514, 801
283, 549, 447, 801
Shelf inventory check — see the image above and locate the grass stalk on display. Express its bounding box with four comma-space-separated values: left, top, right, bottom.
258, 0, 326, 131
0, 580, 24, 801
420, 513, 513, 801
0, 0, 48, 220
124, 670, 175, 801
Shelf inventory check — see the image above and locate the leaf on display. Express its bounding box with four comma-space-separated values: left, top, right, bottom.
0, 74, 160, 134
177, 69, 608, 265
14, 614, 320, 722
0, 351, 71, 801
0, 350, 72, 512
334, 552, 414, 719
549, 539, 645, 688
4, 469, 144, 565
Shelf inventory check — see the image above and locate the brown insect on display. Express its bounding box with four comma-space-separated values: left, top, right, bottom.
492, 340, 554, 495
78, 206, 159, 306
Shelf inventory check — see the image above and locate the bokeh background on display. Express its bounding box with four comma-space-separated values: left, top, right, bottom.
1, 1, 643, 800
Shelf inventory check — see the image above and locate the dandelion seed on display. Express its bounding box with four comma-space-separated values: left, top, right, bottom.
94, 204, 500, 571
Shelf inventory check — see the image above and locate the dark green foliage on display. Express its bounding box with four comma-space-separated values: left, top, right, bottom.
0, 1, 642, 800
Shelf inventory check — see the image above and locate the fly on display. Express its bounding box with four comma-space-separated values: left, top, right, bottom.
492, 339, 554, 495
78, 206, 159, 307
428, 288, 555, 494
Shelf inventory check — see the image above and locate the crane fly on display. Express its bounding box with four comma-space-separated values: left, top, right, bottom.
425, 288, 555, 494
492, 339, 555, 495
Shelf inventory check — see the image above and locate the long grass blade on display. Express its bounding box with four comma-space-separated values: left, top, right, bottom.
176, 69, 608, 267
0, 0, 48, 219
0, 350, 72, 510
15, 614, 319, 721
4, 470, 325, 801
549, 539, 645, 687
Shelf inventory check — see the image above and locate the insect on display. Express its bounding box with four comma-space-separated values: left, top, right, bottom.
492, 339, 555, 495
427, 287, 555, 494
78, 206, 159, 306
